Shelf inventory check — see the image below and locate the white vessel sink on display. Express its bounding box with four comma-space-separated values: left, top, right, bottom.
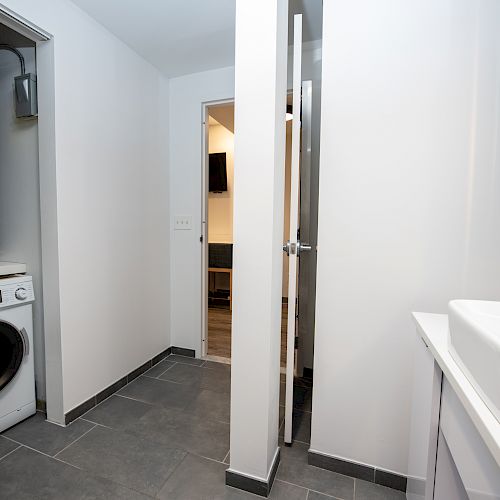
448, 300, 500, 423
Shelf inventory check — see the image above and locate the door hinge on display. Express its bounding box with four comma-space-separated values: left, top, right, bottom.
294, 337, 299, 349
200, 235, 204, 243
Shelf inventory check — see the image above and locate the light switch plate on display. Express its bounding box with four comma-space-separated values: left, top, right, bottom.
174, 215, 192, 230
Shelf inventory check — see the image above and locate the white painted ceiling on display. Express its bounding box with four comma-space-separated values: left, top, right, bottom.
0, 23, 36, 47
70, 0, 322, 78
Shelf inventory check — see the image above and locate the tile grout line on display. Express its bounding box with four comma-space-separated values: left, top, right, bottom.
155, 361, 178, 378
109, 393, 150, 404
276, 478, 345, 500
0, 438, 72, 463
353, 477, 356, 500
53, 423, 97, 458
191, 451, 228, 466
167, 354, 206, 367
86, 365, 173, 415
68, 350, 174, 423
0, 435, 25, 447
36, 437, 159, 500
0, 444, 21, 463
149, 375, 188, 386
155, 448, 190, 495
142, 360, 178, 380
222, 449, 230, 464
1, 441, 86, 473
55, 444, 157, 499
78, 417, 114, 430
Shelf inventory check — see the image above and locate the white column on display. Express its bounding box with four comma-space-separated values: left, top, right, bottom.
227, 0, 288, 491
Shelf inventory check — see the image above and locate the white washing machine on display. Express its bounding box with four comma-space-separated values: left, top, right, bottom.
0, 275, 36, 432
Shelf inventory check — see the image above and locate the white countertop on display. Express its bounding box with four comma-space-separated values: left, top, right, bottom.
412, 312, 500, 467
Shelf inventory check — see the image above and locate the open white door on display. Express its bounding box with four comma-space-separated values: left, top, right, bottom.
283, 14, 303, 445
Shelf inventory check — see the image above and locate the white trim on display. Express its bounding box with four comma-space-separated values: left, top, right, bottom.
0, 4, 51, 41
0, 5, 63, 424
284, 13, 303, 446
201, 103, 209, 357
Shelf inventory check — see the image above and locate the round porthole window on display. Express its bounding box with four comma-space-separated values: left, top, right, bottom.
0, 321, 24, 393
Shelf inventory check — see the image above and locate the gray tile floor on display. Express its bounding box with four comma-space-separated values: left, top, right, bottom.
0, 355, 405, 499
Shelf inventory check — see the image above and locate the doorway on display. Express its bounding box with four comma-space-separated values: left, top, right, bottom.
0, 20, 44, 412
203, 101, 235, 361
0, 6, 62, 424
201, 102, 293, 366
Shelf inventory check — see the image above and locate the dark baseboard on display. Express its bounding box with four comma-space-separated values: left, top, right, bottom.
308, 451, 407, 493
171, 346, 195, 358
226, 448, 280, 497
64, 347, 172, 425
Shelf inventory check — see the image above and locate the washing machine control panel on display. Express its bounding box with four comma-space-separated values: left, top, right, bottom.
0, 276, 34, 309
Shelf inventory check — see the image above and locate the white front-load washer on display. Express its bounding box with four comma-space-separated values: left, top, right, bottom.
0, 275, 36, 432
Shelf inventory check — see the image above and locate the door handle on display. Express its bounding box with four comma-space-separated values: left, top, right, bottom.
283, 241, 297, 256
283, 241, 311, 256
297, 241, 312, 256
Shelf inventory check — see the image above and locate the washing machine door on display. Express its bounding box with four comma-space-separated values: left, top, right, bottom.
0, 320, 28, 392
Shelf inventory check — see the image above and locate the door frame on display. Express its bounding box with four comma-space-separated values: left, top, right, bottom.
201, 98, 235, 358
0, 7, 64, 424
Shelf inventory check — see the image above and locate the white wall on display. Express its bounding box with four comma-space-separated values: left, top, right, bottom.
311, 0, 500, 476
0, 47, 46, 401
208, 123, 234, 244
229, 0, 288, 481
169, 66, 234, 355
169, 42, 321, 354
2, 0, 171, 418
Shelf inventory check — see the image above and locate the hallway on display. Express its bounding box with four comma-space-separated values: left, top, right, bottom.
0, 353, 404, 499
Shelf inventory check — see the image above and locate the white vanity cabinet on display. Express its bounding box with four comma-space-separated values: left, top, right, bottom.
407, 333, 442, 500
408, 313, 500, 500
439, 378, 500, 500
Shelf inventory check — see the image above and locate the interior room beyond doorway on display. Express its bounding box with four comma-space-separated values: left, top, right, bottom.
205, 102, 291, 366
206, 103, 234, 360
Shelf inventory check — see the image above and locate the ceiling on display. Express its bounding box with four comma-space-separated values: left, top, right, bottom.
0, 23, 35, 47
289, 0, 323, 45
71, 0, 235, 78
209, 104, 234, 133
70, 0, 322, 78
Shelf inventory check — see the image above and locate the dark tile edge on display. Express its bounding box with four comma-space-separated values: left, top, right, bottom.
226, 448, 280, 497
127, 360, 152, 384
308, 450, 374, 482
375, 468, 407, 492
308, 451, 407, 492
152, 347, 172, 366
171, 346, 196, 358
64, 346, 172, 425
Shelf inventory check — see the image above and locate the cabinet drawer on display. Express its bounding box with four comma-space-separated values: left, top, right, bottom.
440, 378, 500, 500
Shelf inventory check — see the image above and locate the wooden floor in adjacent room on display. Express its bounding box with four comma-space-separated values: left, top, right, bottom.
207, 304, 288, 366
